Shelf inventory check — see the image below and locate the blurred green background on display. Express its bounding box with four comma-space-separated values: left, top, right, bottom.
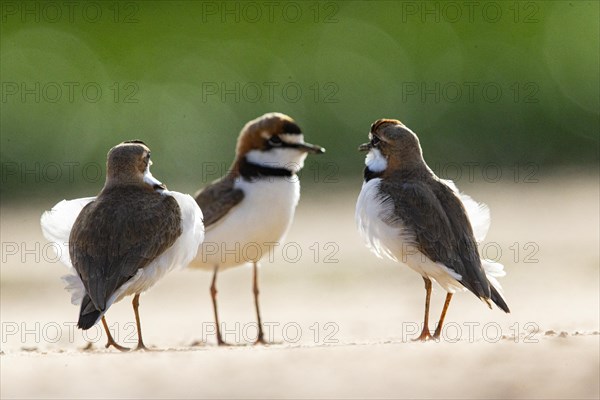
1, 0, 598, 201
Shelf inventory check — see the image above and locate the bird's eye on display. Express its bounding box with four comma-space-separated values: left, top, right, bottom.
268, 136, 282, 146
371, 136, 381, 146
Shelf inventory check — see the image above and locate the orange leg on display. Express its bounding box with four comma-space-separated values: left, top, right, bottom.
413, 277, 433, 341
101, 316, 130, 351
253, 262, 268, 345
210, 265, 229, 346
433, 293, 453, 340
132, 294, 149, 350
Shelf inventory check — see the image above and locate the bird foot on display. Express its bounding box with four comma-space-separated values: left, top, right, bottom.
412, 329, 434, 342
105, 340, 130, 352
134, 342, 151, 351
253, 335, 280, 346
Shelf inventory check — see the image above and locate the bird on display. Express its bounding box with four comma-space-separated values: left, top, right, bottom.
355, 119, 509, 341
189, 112, 325, 345
41, 140, 204, 351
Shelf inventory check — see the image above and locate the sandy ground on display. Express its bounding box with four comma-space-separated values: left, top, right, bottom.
1, 173, 599, 399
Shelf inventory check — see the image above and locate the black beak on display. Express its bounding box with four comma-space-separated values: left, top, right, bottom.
358, 142, 371, 152
301, 142, 325, 154
286, 142, 325, 154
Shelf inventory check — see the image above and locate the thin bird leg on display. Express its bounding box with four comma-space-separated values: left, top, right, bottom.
253, 262, 267, 345
101, 316, 130, 351
413, 277, 433, 341
433, 293, 453, 340
132, 294, 149, 350
210, 264, 228, 346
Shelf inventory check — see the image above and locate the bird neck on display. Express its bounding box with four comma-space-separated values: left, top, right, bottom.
235, 156, 295, 180
364, 166, 383, 182
103, 175, 154, 193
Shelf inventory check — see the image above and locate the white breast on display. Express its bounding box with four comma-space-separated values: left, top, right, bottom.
190, 176, 301, 270
355, 178, 404, 261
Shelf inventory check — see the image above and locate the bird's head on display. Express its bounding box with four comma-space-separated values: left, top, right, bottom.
359, 119, 424, 174
106, 140, 165, 191
235, 112, 325, 174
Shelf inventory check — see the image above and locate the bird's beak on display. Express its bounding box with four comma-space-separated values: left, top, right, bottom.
296, 142, 326, 154
358, 142, 371, 152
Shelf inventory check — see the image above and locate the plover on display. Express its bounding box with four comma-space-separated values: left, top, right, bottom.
189, 112, 324, 345
41, 141, 204, 350
355, 119, 509, 341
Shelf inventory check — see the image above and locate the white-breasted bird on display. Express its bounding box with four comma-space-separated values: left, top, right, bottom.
189, 112, 325, 345
41, 141, 204, 350
355, 119, 509, 341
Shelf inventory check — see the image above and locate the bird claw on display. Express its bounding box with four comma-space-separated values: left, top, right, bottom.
134, 343, 151, 351
105, 340, 130, 352
253, 335, 280, 346
412, 329, 434, 342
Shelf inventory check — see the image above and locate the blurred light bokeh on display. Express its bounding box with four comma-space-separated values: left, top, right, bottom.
1, 1, 598, 201
1, 4, 599, 399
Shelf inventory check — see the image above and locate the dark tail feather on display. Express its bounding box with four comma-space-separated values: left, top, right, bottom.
490, 285, 510, 313
77, 294, 103, 330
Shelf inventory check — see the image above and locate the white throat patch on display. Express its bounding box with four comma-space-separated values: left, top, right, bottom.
365, 149, 387, 172
246, 148, 307, 173
143, 164, 166, 194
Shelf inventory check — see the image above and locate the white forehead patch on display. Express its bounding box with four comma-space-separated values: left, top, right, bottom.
365, 148, 387, 172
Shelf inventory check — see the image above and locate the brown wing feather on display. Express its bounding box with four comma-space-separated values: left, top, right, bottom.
69, 186, 182, 312
195, 176, 244, 228
378, 177, 490, 299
